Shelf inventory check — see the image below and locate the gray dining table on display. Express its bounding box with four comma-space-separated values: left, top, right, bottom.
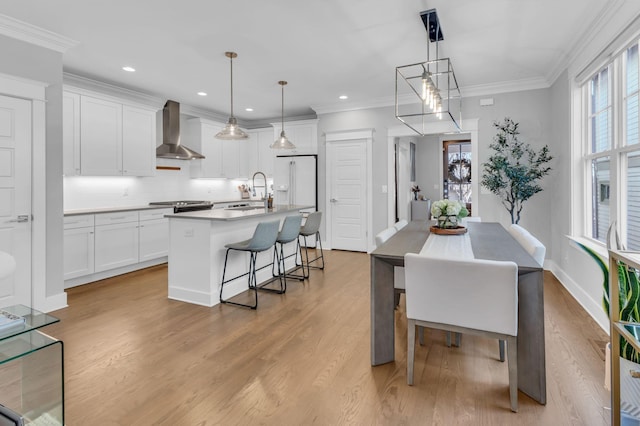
370, 221, 546, 405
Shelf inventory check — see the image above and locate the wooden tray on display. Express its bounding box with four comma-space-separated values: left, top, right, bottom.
430, 225, 467, 235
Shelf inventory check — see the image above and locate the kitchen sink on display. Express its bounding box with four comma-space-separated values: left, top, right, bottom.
225, 205, 265, 211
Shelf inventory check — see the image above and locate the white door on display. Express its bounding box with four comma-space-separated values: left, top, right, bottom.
0, 95, 32, 307
328, 140, 367, 251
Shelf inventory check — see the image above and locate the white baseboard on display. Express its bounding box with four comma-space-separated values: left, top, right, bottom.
33, 292, 68, 313
547, 259, 609, 334
64, 257, 167, 288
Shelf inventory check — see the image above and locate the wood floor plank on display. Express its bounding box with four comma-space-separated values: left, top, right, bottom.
44, 251, 609, 425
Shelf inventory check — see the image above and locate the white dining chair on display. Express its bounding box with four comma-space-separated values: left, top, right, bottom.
0, 251, 16, 279
394, 219, 408, 231
508, 224, 545, 266
375, 227, 405, 306
375, 227, 397, 247
404, 253, 519, 412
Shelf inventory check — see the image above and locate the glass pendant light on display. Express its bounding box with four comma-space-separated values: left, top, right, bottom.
216, 51, 248, 140
270, 80, 296, 149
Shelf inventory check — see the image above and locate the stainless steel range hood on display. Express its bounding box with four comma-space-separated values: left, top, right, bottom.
156, 100, 205, 160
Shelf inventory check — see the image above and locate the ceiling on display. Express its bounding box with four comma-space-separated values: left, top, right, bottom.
0, 0, 608, 125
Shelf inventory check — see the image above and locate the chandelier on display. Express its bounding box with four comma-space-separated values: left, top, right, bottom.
395, 9, 462, 134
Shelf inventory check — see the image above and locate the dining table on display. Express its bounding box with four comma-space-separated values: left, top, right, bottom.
370, 220, 546, 405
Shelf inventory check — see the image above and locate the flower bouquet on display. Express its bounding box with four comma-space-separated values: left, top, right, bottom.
431, 199, 469, 230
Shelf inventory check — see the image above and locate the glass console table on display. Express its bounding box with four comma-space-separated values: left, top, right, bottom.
0, 305, 63, 425
608, 250, 640, 426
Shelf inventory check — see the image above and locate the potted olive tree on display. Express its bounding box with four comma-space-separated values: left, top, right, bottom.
481, 118, 553, 224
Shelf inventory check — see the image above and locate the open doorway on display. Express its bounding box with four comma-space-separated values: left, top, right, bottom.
443, 140, 473, 215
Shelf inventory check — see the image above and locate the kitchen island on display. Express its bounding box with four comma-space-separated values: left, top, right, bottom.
166, 204, 312, 306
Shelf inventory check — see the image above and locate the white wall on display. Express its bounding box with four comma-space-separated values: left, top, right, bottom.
0, 34, 65, 307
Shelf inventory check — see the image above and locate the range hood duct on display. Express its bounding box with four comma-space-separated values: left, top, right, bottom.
156, 100, 205, 160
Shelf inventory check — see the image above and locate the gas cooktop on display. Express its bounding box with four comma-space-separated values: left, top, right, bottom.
149, 200, 213, 213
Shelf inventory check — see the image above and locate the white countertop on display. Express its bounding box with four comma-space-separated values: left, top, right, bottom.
64, 205, 170, 216
166, 204, 313, 221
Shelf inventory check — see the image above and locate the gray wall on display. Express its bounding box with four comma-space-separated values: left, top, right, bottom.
318, 88, 555, 257
0, 35, 64, 301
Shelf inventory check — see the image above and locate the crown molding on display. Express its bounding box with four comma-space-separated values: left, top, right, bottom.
312, 76, 551, 116
63, 72, 165, 109
0, 14, 78, 53
459, 77, 550, 98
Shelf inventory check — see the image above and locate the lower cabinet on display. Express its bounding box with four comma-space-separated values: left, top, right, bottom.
63, 227, 95, 280
139, 218, 169, 262
94, 221, 140, 272
63, 208, 172, 286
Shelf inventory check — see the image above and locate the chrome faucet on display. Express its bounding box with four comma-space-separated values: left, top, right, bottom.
252, 171, 267, 198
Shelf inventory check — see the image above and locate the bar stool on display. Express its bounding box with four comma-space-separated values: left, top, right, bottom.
295, 211, 325, 278
219, 219, 280, 309
271, 214, 305, 287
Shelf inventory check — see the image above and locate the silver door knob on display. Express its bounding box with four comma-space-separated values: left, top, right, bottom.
330, 198, 338, 203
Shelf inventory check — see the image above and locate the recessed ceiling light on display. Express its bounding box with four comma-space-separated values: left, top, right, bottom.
197, 92, 207, 96
339, 95, 348, 100
245, 108, 254, 112
122, 66, 136, 72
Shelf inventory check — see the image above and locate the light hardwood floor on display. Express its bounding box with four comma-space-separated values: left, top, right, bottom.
47, 250, 610, 425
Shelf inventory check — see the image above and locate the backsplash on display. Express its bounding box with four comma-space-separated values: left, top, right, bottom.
64, 160, 273, 210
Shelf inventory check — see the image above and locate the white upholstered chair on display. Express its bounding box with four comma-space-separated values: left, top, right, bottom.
375, 227, 397, 247
508, 224, 545, 266
375, 227, 405, 306
394, 219, 409, 231
404, 254, 519, 412
0, 251, 16, 279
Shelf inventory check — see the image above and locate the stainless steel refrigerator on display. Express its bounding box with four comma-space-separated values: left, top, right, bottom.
273, 154, 317, 214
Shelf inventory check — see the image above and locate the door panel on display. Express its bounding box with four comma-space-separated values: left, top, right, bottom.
328, 141, 367, 251
0, 95, 31, 307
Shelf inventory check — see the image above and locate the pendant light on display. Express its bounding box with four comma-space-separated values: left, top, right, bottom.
216, 51, 248, 140
270, 81, 296, 149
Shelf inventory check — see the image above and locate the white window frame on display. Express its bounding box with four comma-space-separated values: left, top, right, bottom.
579, 40, 640, 249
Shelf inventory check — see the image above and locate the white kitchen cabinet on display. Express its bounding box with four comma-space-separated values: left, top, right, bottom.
62, 91, 80, 176
222, 139, 240, 178
63, 215, 95, 280
66, 90, 157, 177
94, 212, 140, 273
139, 209, 171, 261
80, 95, 123, 176
241, 132, 258, 178
254, 128, 276, 177
188, 118, 242, 179
270, 119, 318, 155
122, 105, 156, 176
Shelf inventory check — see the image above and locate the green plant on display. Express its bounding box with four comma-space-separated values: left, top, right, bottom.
431, 199, 468, 228
481, 118, 553, 224
576, 242, 640, 362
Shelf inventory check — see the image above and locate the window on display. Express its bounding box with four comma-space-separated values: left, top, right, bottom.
583, 41, 640, 249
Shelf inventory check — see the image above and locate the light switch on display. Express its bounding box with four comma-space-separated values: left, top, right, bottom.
381, 185, 388, 193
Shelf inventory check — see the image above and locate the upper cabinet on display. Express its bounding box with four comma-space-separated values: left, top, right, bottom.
270, 119, 318, 155
62, 92, 81, 176
249, 128, 276, 177
122, 106, 156, 176
186, 118, 243, 179
63, 89, 157, 177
